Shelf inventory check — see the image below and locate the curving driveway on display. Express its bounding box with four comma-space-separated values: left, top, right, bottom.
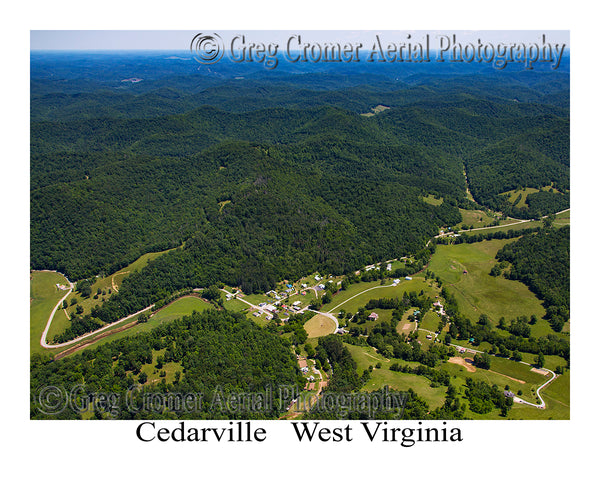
40, 282, 154, 349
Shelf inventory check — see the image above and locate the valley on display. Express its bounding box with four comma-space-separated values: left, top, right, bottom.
30, 51, 570, 421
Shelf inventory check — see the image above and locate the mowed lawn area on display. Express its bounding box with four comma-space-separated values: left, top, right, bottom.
428, 239, 546, 324
502, 187, 542, 208
304, 314, 336, 338
30, 270, 71, 355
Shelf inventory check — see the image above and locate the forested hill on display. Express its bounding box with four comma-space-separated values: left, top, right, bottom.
31, 309, 304, 419
31, 54, 569, 319
496, 226, 570, 331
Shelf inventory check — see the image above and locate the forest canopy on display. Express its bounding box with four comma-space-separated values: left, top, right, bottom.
31, 53, 569, 339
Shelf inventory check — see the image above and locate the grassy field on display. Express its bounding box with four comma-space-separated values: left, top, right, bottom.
441, 352, 557, 404
304, 314, 336, 338
247, 311, 271, 327
345, 344, 447, 409
57, 246, 178, 331
553, 209, 570, 226
460, 219, 542, 236
32, 247, 182, 355
241, 293, 271, 306
361, 309, 394, 333
148, 295, 213, 324
475, 370, 569, 419
360, 104, 390, 117
501, 186, 566, 210
502, 187, 541, 208
419, 310, 443, 333
428, 239, 546, 324
223, 297, 250, 313
396, 308, 418, 335
454, 209, 500, 229
138, 348, 183, 386
457, 210, 569, 239
70, 296, 214, 355
30, 270, 71, 356
46, 297, 72, 341
441, 354, 568, 416
345, 340, 568, 419
37, 294, 215, 359
554, 209, 570, 219
422, 195, 443, 206
326, 277, 437, 316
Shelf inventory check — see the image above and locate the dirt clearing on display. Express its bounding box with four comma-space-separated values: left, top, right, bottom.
448, 356, 476, 372
531, 367, 550, 376
304, 314, 336, 338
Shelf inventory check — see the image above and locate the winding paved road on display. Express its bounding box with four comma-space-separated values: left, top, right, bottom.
40, 283, 155, 349
37, 207, 569, 375
440, 336, 559, 409
325, 283, 400, 315
39, 279, 74, 348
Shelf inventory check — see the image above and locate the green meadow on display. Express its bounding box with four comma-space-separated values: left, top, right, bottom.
429, 239, 546, 324
326, 277, 437, 316
422, 194, 443, 206
30, 270, 71, 356
502, 187, 541, 208
72, 295, 215, 353
345, 344, 447, 410
59, 246, 178, 326
455, 208, 501, 230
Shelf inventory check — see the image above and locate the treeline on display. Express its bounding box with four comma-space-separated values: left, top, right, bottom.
389, 362, 451, 387
367, 322, 453, 368
495, 226, 570, 330
465, 378, 513, 416
435, 226, 543, 245
315, 335, 361, 393
280, 312, 316, 346
443, 293, 569, 360
32, 310, 304, 419
525, 191, 570, 219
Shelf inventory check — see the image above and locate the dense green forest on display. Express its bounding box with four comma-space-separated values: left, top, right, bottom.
31, 310, 304, 419
31, 56, 569, 284
31, 53, 569, 344
496, 226, 570, 331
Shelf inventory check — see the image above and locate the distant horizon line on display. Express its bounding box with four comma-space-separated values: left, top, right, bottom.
30, 48, 572, 53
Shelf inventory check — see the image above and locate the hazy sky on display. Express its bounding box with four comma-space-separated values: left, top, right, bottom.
31, 30, 570, 51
